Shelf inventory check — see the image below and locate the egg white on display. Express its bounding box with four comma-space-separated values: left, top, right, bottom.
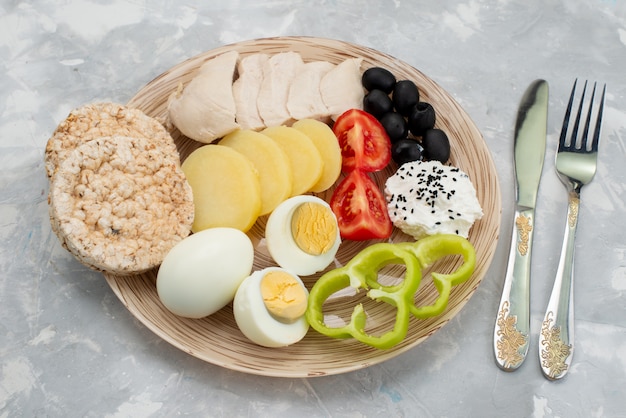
233, 267, 309, 348
156, 227, 254, 318
265, 195, 341, 276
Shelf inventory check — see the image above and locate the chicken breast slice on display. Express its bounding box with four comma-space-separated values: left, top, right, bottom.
257, 51, 304, 127
233, 53, 269, 130
168, 50, 240, 143
320, 57, 365, 120
287, 60, 335, 122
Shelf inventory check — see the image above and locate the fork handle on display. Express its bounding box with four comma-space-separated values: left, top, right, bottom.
493, 207, 536, 371
539, 190, 579, 380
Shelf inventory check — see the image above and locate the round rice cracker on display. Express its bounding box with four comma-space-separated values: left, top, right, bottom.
49, 135, 194, 275
45, 102, 177, 179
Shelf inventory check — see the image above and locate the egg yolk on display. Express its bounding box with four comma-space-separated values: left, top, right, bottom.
290, 202, 337, 256
260, 270, 308, 322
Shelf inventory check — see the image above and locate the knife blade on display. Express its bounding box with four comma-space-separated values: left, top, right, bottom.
493, 79, 548, 371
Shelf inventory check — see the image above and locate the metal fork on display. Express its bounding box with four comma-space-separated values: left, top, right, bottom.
538, 80, 606, 380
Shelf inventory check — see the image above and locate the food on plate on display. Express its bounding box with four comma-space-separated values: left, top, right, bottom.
167, 51, 366, 142
305, 234, 476, 349
360, 67, 450, 163
168, 50, 240, 144
361, 67, 396, 94
408, 102, 436, 136
257, 51, 304, 127
265, 195, 341, 276
232, 53, 269, 130
260, 125, 323, 196
44, 102, 177, 179
291, 118, 342, 192
392, 80, 420, 116
219, 129, 292, 215
385, 160, 483, 240
389, 128, 449, 166
391, 138, 423, 166
379, 112, 408, 143
332, 109, 391, 172
182, 144, 261, 233
320, 57, 364, 120
330, 170, 392, 241
363, 89, 394, 119
421, 128, 451, 163
397, 234, 476, 319
157, 228, 254, 318
306, 242, 420, 349
234, 267, 310, 347
287, 60, 335, 121
48, 135, 194, 275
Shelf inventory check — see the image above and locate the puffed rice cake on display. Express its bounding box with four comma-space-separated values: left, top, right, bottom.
48, 135, 194, 275
45, 102, 178, 179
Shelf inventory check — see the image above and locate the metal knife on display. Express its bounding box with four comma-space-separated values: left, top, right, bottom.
493, 79, 549, 371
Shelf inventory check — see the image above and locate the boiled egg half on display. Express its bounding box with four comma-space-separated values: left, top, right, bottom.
265, 195, 341, 276
234, 267, 309, 347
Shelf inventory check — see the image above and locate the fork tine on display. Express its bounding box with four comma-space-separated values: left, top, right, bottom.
570, 80, 588, 149
560, 79, 579, 150
580, 82, 597, 151
590, 83, 606, 152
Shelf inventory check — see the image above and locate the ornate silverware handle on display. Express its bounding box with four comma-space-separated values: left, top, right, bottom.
539, 190, 578, 380
494, 207, 535, 371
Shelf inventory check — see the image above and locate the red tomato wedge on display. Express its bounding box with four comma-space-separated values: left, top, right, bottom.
330, 170, 392, 241
333, 109, 391, 172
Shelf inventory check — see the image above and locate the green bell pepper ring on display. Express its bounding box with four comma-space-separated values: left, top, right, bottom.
306, 235, 476, 349
306, 243, 421, 349
398, 234, 476, 319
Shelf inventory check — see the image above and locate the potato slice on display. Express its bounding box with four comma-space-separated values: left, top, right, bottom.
220, 130, 292, 215
182, 145, 261, 232
292, 119, 342, 193
260, 126, 323, 197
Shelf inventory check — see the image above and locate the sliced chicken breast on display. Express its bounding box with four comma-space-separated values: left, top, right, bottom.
168, 50, 240, 143
287, 60, 335, 122
233, 53, 269, 130
320, 57, 365, 120
257, 51, 304, 127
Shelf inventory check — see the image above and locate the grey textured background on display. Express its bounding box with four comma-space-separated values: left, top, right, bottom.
2, 0, 625, 416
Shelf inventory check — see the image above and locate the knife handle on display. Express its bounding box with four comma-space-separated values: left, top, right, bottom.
493, 208, 536, 371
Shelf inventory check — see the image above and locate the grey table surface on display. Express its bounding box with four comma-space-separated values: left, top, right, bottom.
2, 0, 626, 416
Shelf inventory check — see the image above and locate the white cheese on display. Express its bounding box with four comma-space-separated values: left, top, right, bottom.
384, 160, 483, 240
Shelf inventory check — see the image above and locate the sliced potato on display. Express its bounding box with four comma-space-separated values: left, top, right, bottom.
292, 119, 342, 192
260, 126, 323, 196
220, 129, 292, 215
182, 144, 261, 232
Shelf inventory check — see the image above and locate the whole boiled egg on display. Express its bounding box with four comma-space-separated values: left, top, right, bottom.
234, 267, 309, 347
265, 195, 341, 276
156, 227, 254, 318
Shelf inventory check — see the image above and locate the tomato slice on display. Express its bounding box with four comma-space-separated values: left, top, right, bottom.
330, 170, 392, 241
333, 109, 391, 172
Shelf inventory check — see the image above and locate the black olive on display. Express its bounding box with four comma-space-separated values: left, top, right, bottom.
422, 129, 450, 163
362, 67, 396, 94
379, 112, 408, 143
363, 89, 394, 119
391, 138, 423, 166
408, 102, 436, 136
392, 80, 419, 116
